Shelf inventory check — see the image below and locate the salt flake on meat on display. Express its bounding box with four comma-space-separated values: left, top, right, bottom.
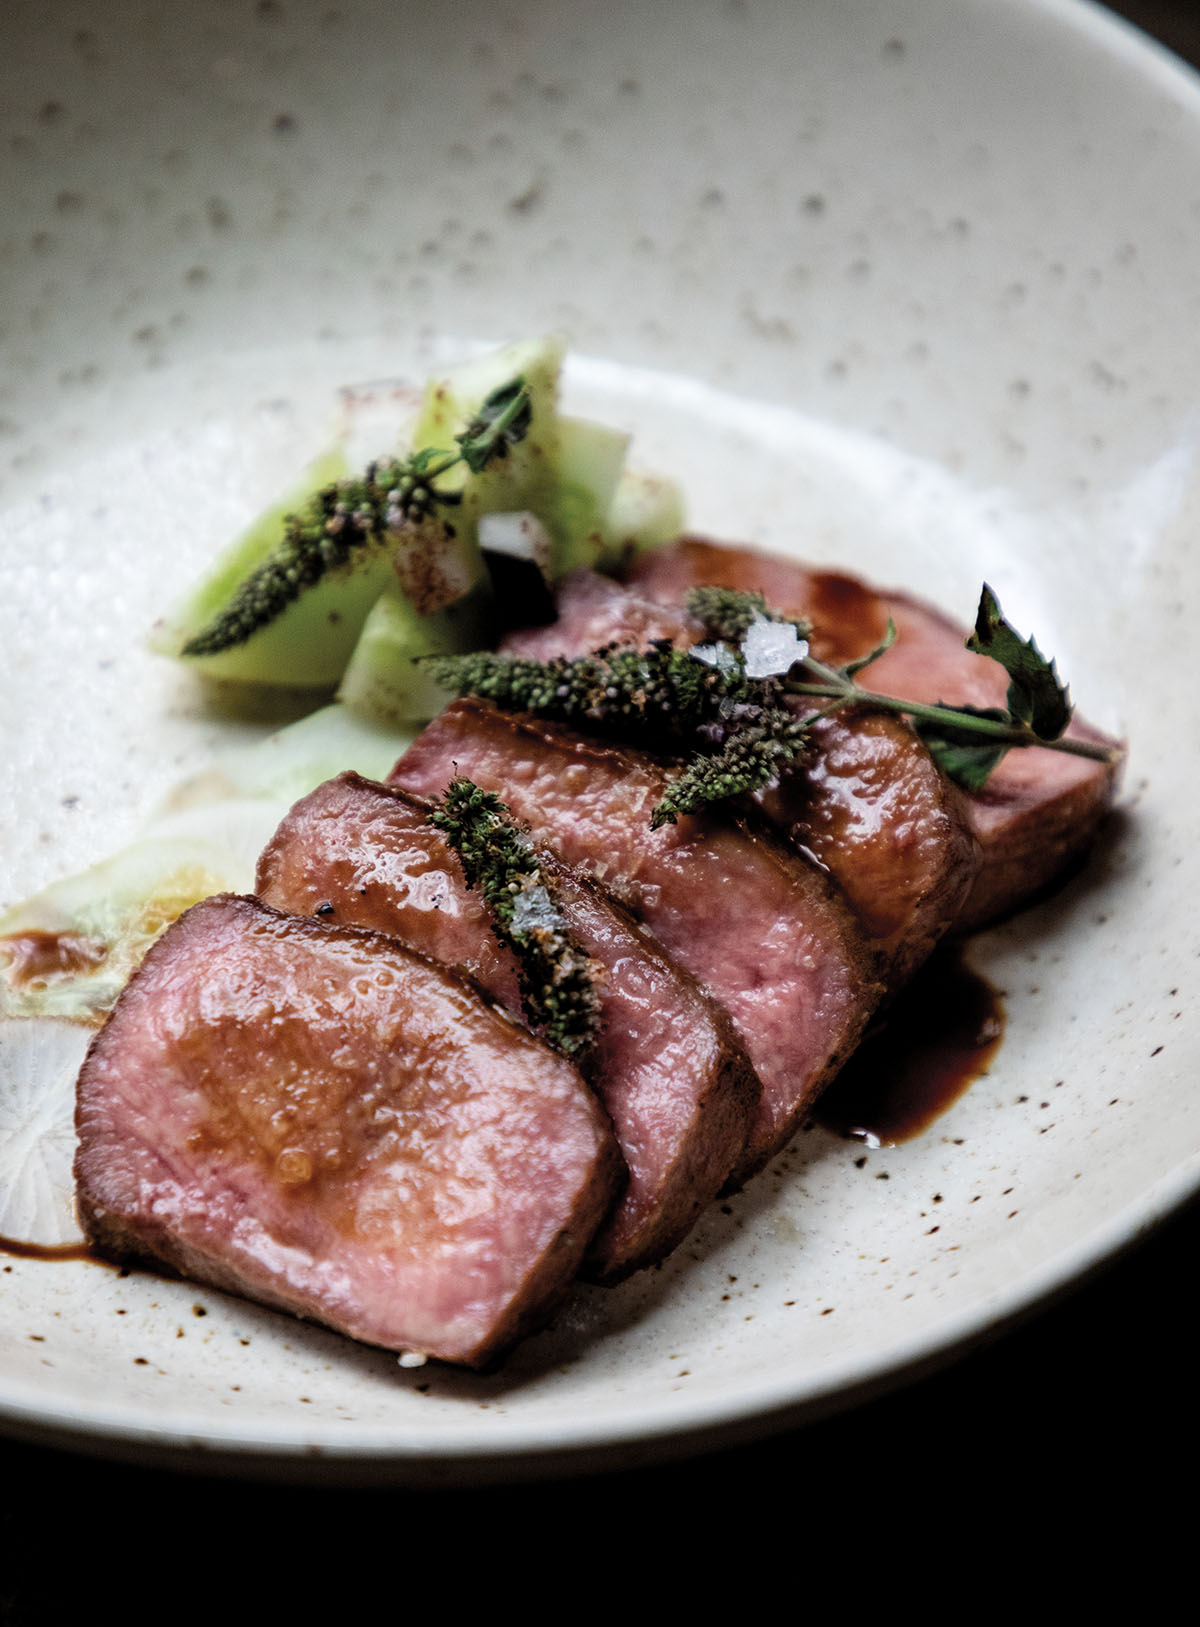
511, 882, 563, 934
740, 614, 809, 679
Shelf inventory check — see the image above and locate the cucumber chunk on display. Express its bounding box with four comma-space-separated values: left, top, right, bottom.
597, 467, 687, 569
412, 335, 566, 560
545, 414, 631, 575
338, 582, 494, 725
149, 446, 399, 689
149, 338, 686, 710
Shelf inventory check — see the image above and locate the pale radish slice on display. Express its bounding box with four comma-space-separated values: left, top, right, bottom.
0, 1019, 90, 1248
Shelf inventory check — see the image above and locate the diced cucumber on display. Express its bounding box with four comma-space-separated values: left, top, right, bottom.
149, 338, 685, 711
412, 335, 567, 561
544, 414, 631, 575
338, 582, 494, 725
151, 445, 348, 641
596, 467, 687, 569
149, 445, 400, 690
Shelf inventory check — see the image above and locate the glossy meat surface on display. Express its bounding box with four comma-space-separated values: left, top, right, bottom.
392, 701, 881, 1183
628, 539, 1121, 928
501, 567, 704, 661
759, 709, 979, 985
257, 774, 758, 1280
859, 590, 1121, 928
502, 570, 978, 985
75, 894, 620, 1367
628, 537, 890, 665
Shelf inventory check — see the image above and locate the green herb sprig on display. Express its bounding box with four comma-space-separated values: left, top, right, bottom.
425, 582, 1120, 823
786, 584, 1105, 792
421, 638, 814, 827
428, 777, 602, 1060
181, 377, 532, 657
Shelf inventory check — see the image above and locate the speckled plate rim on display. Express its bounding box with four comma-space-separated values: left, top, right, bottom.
1, 1154, 1195, 1482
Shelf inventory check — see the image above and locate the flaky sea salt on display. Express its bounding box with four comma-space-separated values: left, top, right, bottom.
689, 640, 741, 674
511, 882, 563, 933
740, 614, 809, 679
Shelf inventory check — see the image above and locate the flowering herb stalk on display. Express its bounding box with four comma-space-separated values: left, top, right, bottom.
428, 777, 602, 1060
181, 377, 532, 657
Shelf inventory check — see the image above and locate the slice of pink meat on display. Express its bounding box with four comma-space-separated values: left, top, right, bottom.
628, 538, 1122, 929
758, 707, 979, 985
391, 701, 882, 1185
75, 893, 621, 1369
503, 570, 979, 987
256, 772, 758, 1281
858, 590, 1122, 929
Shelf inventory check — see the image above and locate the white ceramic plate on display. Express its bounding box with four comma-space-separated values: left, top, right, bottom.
2, 0, 1198, 1482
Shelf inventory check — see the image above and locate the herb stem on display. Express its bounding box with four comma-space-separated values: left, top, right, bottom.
785, 675, 1119, 763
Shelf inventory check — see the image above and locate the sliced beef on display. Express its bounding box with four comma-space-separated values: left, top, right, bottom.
853, 590, 1121, 930
757, 708, 978, 986
503, 570, 979, 987
628, 537, 890, 665
75, 893, 621, 1368
501, 568, 704, 661
391, 700, 882, 1185
257, 773, 523, 1013
627, 538, 1122, 929
256, 772, 758, 1281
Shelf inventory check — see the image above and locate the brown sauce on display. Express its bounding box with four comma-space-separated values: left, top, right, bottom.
0, 929, 107, 988
0, 1235, 103, 1264
815, 944, 1004, 1146
804, 569, 891, 661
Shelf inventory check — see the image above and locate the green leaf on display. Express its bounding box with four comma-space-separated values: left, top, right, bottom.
915, 702, 1012, 790
967, 585, 1071, 740
456, 377, 533, 473
918, 733, 1010, 791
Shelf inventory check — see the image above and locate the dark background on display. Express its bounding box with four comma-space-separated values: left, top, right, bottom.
3, 3, 1195, 1605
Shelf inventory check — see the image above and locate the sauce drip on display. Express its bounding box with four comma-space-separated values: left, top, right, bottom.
0, 1235, 101, 1264
0, 929, 107, 988
815, 945, 1004, 1146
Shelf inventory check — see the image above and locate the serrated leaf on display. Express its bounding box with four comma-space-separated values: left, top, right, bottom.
919, 733, 1010, 791
915, 702, 1012, 791
967, 585, 1072, 740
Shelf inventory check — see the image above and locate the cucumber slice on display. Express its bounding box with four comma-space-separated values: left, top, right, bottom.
596, 467, 687, 570
149, 446, 400, 689
545, 414, 631, 575
412, 335, 566, 560
338, 582, 494, 725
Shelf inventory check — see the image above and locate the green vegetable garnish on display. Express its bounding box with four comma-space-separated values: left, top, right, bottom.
181, 378, 532, 658
428, 778, 602, 1060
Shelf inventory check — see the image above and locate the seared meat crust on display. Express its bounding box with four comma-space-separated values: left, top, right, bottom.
256, 772, 759, 1281
391, 701, 882, 1185
758, 708, 979, 985
627, 539, 1122, 928
75, 894, 621, 1368
502, 570, 979, 987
